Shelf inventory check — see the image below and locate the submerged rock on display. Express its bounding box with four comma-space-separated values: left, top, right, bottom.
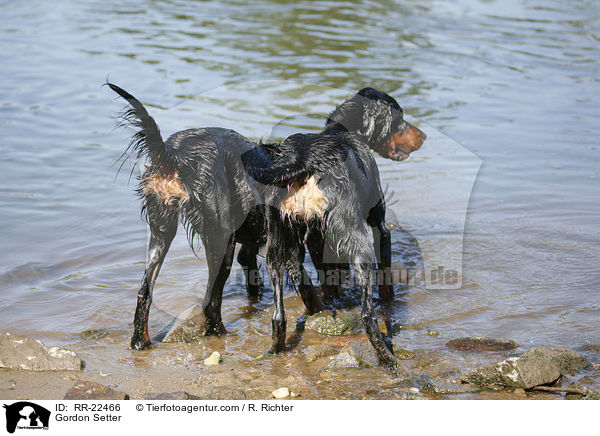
342, 341, 378, 368
203, 351, 221, 366
521, 346, 589, 375
305, 310, 361, 336
163, 305, 209, 343
64, 381, 129, 400
461, 356, 561, 390
446, 336, 518, 351
0, 332, 84, 371
324, 352, 360, 370
304, 344, 337, 362
392, 345, 417, 360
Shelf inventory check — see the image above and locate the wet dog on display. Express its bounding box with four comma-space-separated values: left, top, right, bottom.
108, 84, 423, 357
108, 83, 317, 350
244, 88, 426, 367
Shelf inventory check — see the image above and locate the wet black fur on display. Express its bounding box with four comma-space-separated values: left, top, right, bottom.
108, 83, 407, 360
244, 88, 423, 368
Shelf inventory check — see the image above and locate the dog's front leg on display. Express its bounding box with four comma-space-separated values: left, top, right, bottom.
266, 245, 286, 353
368, 204, 393, 300
269, 268, 287, 354
297, 246, 322, 314
373, 220, 393, 300
131, 217, 178, 350
237, 243, 263, 297
353, 251, 398, 369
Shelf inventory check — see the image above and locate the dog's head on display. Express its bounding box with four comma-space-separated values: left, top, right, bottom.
326, 87, 426, 161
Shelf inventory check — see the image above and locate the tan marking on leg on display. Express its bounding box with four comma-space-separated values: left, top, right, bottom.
279, 176, 328, 221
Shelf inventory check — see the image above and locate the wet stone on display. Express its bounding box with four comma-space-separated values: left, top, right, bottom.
0, 332, 84, 371
342, 341, 378, 368
79, 329, 110, 341
324, 352, 360, 370
421, 380, 478, 396
461, 356, 561, 390
64, 381, 129, 400
446, 336, 518, 351
521, 346, 589, 375
203, 351, 221, 366
568, 382, 600, 400
304, 344, 337, 362
392, 345, 417, 360
163, 305, 209, 343
272, 387, 290, 399
305, 310, 361, 336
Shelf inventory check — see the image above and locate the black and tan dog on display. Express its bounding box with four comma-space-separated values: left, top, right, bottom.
244, 88, 426, 368
108, 84, 423, 360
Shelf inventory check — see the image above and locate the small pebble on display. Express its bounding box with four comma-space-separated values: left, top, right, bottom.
272, 387, 290, 399
426, 330, 439, 336
203, 351, 221, 366
513, 388, 526, 397
408, 387, 419, 394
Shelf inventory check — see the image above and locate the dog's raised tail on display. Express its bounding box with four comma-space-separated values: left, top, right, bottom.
108, 82, 174, 171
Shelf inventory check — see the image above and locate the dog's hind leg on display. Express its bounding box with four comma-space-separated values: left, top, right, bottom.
237, 243, 263, 297
368, 202, 393, 300
296, 246, 322, 314
306, 230, 341, 305
131, 205, 178, 350
201, 231, 236, 335
351, 230, 397, 369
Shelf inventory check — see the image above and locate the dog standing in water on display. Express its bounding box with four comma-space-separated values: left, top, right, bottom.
244, 88, 426, 367
109, 84, 424, 367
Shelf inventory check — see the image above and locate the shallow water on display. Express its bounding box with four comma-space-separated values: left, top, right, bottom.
1, 0, 599, 399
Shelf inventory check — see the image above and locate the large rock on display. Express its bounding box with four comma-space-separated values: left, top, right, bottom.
521, 346, 589, 375
304, 344, 337, 362
305, 310, 361, 336
0, 332, 84, 371
324, 352, 360, 370
461, 357, 561, 390
446, 336, 518, 351
162, 305, 209, 343
568, 383, 600, 400
64, 381, 129, 400
342, 341, 378, 368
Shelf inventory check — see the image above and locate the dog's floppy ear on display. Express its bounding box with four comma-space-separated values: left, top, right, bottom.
327, 98, 368, 134
358, 104, 376, 138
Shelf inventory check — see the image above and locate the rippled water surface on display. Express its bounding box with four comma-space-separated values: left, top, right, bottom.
1, 0, 599, 399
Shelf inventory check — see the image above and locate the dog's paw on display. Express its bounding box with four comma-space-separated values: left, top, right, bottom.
130, 337, 152, 350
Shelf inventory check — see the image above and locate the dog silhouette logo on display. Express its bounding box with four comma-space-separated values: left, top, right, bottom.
2, 402, 50, 433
